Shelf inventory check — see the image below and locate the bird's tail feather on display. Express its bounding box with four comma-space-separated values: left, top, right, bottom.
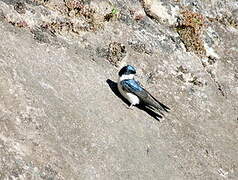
146, 104, 165, 116
145, 90, 171, 112
157, 101, 170, 112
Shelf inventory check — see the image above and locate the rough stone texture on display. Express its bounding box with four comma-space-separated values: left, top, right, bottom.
0, 0, 238, 179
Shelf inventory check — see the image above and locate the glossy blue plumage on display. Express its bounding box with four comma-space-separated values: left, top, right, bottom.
117, 65, 170, 115
118, 65, 136, 76
127, 65, 136, 72
121, 79, 143, 92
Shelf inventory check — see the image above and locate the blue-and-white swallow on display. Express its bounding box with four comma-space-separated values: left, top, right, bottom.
117, 65, 170, 115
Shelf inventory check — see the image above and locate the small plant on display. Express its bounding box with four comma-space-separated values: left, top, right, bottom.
107, 42, 126, 66
104, 7, 120, 21
176, 10, 206, 56
111, 8, 119, 15
208, 14, 238, 28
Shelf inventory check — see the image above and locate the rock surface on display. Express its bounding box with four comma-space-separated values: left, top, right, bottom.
0, 0, 238, 179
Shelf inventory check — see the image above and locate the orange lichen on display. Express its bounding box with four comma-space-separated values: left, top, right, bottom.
176, 10, 206, 56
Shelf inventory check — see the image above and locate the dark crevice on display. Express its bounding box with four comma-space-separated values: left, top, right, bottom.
216, 81, 226, 97
201, 60, 226, 97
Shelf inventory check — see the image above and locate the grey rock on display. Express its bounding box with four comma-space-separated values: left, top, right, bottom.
0, 0, 238, 179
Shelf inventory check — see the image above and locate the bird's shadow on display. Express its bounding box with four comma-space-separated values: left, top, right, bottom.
106, 79, 163, 121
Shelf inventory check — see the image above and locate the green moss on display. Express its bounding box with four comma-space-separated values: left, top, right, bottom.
104, 7, 120, 21
111, 8, 119, 15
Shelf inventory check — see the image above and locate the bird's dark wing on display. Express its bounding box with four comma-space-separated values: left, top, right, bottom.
120, 80, 170, 112
121, 79, 146, 95
143, 89, 170, 112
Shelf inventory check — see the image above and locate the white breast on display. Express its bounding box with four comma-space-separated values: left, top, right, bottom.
117, 78, 140, 105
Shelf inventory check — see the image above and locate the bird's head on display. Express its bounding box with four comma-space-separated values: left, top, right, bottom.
118, 65, 136, 80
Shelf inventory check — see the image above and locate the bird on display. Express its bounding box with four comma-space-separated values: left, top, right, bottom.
117, 65, 170, 116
